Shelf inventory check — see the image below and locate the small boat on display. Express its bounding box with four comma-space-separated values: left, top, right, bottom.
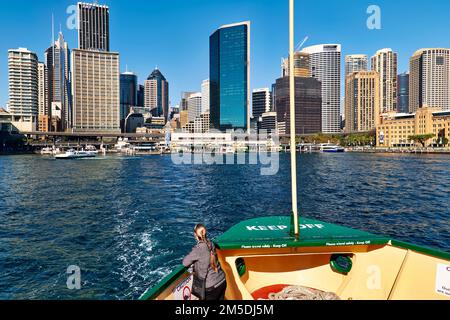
140, 0, 449, 301
85, 145, 99, 155
41, 147, 62, 155
40, 147, 54, 155
114, 139, 131, 153
54, 149, 97, 159
132, 143, 162, 155
319, 143, 346, 153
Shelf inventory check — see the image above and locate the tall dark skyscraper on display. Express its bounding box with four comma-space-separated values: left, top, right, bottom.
120, 72, 137, 130
274, 77, 322, 135
252, 88, 271, 120
78, 2, 110, 51
210, 22, 250, 131
137, 85, 145, 108
144, 69, 169, 122
397, 72, 410, 114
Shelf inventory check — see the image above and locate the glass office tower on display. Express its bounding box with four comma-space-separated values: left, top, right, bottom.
397, 72, 410, 114
120, 72, 137, 131
210, 22, 250, 131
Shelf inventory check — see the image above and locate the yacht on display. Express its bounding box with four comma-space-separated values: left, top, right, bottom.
54, 149, 97, 160
319, 143, 346, 153
114, 139, 131, 153
85, 145, 99, 156
41, 147, 62, 155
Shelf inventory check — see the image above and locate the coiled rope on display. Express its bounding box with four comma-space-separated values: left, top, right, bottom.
267, 286, 341, 300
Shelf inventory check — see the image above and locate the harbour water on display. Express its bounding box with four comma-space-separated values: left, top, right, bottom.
0, 153, 449, 300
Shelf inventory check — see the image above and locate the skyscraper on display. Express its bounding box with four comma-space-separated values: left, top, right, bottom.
137, 85, 145, 107
144, 68, 169, 122
45, 32, 71, 131
210, 21, 250, 131
274, 77, 322, 135
345, 71, 380, 133
71, 50, 120, 133
201, 79, 210, 113
38, 62, 49, 132
281, 52, 311, 78
410, 48, 450, 112
71, 2, 120, 133
397, 72, 410, 114
78, 2, 110, 51
38, 62, 48, 116
120, 71, 137, 122
252, 88, 272, 120
371, 49, 398, 113
302, 44, 341, 133
345, 55, 368, 77
8, 48, 39, 132
187, 92, 202, 123
181, 92, 197, 111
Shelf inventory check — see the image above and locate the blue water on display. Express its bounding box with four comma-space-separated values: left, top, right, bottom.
0, 153, 449, 300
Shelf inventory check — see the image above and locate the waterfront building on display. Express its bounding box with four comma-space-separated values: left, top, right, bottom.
179, 110, 188, 128
120, 71, 138, 131
71, 49, 120, 133
38, 62, 50, 132
252, 88, 272, 120
344, 71, 380, 133
78, 2, 110, 51
281, 51, 311, 78
410, 48, 450, 112
345, 54, 368, 77
125, 113, 144, 133
302, 44, 341, 134
201, 80, 210, 113
8, 48, 39, 132
45, 32, 72, 131
184, 111, 210, 134
144, 68, 169, 122
210, 21, 250, 131
274, 76, 322, 135
187, 92, 202, 123
181, 92, 197, 111
398, 72, 410, 114
371, 49, 398, 113
38, 62, 48, 116
144, 116, 166, 130
377, 108, 450, 147
0, 108, 13, 132
260, 112, 277, 134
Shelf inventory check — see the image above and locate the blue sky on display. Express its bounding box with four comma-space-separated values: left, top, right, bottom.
1, 0, 450, 109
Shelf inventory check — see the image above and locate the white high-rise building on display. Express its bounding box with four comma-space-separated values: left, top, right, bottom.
371, 48, 398, 113
38, 62, 47, 116
8, 48, 39, 132
345, 55, 368, 77
201, 79, 210, 114
187, 92, 202, 123
302, 44, 341, 134
410, 48, 450, 112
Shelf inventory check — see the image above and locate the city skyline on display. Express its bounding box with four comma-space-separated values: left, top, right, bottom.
2, 0, 450, 111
